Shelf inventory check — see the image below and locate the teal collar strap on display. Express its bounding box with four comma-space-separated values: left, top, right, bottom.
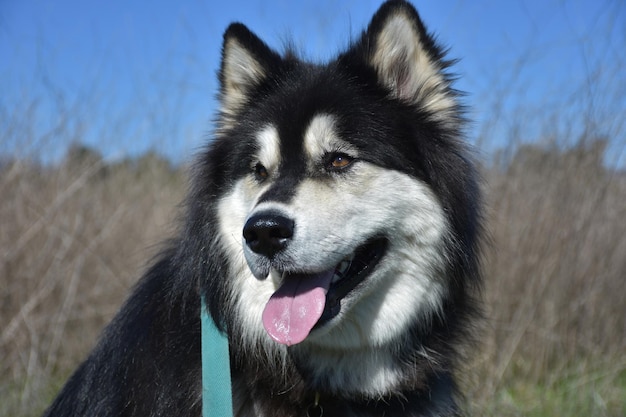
201, 297, 233, 417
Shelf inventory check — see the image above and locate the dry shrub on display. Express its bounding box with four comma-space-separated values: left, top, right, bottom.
467, 139, 626, 415
0, 148, 185, 414
1, 139, 625, 416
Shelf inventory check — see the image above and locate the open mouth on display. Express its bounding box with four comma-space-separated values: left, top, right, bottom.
321, 237, 388, 323
261, 238, 388, 346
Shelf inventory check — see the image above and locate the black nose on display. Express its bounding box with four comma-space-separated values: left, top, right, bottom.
243, 212, 294, 258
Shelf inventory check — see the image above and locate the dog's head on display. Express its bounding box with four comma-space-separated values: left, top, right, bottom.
202, 0, 481, 396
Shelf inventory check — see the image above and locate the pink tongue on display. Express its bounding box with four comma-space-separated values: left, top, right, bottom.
262, 271, 333, 346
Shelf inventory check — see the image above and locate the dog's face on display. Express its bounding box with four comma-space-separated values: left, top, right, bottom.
208, 2, 475, 396
219, 110, 448, 348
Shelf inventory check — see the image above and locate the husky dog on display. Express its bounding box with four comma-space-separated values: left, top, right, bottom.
43, 1, 482, 416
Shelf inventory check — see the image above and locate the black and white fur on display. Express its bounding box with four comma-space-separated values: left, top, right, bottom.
43, 1, 482, 416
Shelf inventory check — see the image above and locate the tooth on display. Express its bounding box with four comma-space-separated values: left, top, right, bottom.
332, 258, 352, 283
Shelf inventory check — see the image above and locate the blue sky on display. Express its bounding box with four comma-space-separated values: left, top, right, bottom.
1, 0, 625, 165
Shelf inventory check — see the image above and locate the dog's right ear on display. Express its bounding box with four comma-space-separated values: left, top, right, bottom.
219, 24, 280, 119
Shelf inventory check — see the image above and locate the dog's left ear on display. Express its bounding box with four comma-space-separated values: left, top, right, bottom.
359, 1, 457, 115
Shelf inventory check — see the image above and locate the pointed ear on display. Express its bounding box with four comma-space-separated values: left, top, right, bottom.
219, 23, 280, 118
363, 1, 457, 115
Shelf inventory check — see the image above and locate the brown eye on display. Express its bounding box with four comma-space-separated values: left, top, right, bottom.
328, 153, 354, 171
254, 163, 268, 181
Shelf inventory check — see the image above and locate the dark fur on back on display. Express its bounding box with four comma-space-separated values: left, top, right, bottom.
43, 2, 482, 416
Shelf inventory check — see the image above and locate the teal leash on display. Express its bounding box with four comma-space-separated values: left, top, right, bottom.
201, 297, 233, 417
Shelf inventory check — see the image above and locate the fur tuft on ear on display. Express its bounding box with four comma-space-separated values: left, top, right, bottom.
364, 1, 457, 117
219, 24, 280, 121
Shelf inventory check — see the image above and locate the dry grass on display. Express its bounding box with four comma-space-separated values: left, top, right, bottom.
0, 148, 185, 415
465, 140, 626, 416
1, 142, 625, 417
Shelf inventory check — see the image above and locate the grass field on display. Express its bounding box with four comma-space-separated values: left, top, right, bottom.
1, 137, 624, 416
